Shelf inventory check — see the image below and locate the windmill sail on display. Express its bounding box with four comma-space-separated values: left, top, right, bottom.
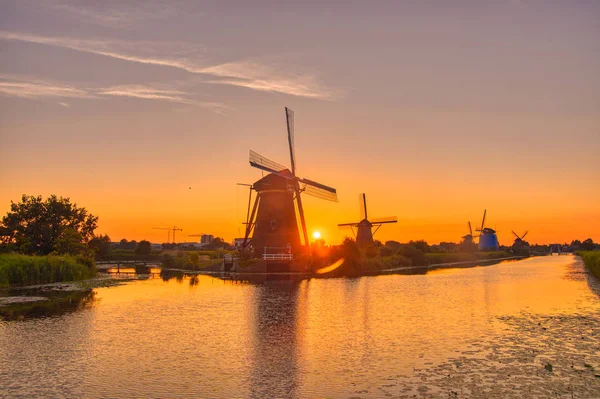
299, 178, 338, 202
249, 150, 289, 176
286, 107, 296, 174
360, 193, 367, 220
370, 216, 398, 224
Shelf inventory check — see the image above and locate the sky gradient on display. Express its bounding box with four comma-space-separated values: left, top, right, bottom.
1, 0, 599, 245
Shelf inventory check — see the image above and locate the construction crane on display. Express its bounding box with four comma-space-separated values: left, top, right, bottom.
153, 226, 183, 244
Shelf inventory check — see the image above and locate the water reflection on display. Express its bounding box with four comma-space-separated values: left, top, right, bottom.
0, 290, 96, 321
249, 281, 302, 399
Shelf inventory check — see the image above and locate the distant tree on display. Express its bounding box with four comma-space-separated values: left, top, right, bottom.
89, 234, 112, 258
409, 240, 430, 253
0, 194, 97, 255
385, 240, 402, 250
204, 237, 225, 250
135, 240, 152, 255
581, 238, 596, 251
119, 238, 128, 249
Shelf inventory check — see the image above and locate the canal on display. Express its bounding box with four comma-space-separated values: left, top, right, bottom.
1, 255, 599, 398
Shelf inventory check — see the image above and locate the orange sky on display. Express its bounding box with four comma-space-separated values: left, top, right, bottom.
0, 1, 599, 245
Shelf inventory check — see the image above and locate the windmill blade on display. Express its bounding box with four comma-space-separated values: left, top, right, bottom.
370, 216, 398, 224
521, 231, 528, 239
285, 107, 296, 175
299, 178, 338, 202
480, 209, 487, 231
468, 221, 473, 235
338, 222, 359, 227
359, 193, 367, 220
512, 230, 519, 239
249, 150, 289, 176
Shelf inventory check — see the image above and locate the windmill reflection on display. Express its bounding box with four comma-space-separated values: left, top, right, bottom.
248, 281, 302, 399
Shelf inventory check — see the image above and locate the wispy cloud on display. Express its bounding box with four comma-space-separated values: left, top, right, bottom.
0, 31, 337, 100
58, 102, 70, 107
0, 76, 228, 112
47, 1, 179, 29
98, 84, 229, 112
0, 77, 93, 99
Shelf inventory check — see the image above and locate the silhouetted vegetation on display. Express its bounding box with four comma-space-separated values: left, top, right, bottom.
0, 194, 97, 255
0, 253, 96, 287
88, 234, 112, 258
135, 240, 152, 255
577, 251, 600, 278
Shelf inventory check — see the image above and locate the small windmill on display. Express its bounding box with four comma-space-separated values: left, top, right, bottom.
338, 193, 397, 247
512, 230, 529, 249
461, 222, 474, 244
476, 209, 499, 251
242, 107, 337, 257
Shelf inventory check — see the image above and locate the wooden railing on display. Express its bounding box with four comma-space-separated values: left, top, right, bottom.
263, 253, 293, 261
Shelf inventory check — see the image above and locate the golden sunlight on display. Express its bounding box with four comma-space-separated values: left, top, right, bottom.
313, 231, 321, 240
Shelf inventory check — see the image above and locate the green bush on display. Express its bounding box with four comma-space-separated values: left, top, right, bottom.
576, 251, 600, 278
0, 253, 96, 287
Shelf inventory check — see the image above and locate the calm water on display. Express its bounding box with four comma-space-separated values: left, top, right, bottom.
1, 255, 599, 398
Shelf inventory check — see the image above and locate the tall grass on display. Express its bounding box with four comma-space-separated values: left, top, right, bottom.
576, 251, 600, 278
0, 253, 96, 288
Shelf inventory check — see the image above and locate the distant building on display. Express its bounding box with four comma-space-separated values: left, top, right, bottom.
201, 234, 214, 244
233, 238, 245, 247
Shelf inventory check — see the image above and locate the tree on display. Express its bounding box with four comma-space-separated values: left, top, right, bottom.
135, 240, 152, 255
89, 234, 112, 258
409, 240, 430, 253
581, 238, 596, 251
0, 194, 97, 255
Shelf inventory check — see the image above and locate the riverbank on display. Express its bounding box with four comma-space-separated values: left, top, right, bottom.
577, 251, 600, 278
0, 253, 96, 288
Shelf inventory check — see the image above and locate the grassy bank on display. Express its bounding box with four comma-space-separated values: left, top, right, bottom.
425, 251, 514, 265
576, 251, 600, 278
0, 254, 96, 288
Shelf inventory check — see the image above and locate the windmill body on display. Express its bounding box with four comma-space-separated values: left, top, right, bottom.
476, 209, 499, 251
251, 170, 302, 256
242, 107, 337, 260
512, 231, 529, 250
339, 193, 397, 247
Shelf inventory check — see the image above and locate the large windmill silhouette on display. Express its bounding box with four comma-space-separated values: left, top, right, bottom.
242, 107, 337, 258
338, 193, 397, 247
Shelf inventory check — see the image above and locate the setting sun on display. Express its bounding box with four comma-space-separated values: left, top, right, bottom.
313, 231, 321, 240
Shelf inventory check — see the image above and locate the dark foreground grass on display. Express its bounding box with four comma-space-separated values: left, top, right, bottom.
576, 251, 600, 278
0, 253, 96, 288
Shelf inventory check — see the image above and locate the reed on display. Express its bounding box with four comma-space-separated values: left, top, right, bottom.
576, 251, 600, 278
0, 253, 96, 288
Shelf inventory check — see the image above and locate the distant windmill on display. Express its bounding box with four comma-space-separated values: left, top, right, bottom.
476, 210, 499, 251
461, 221, 474, 244
338, 193, 397, 247
512, 230, 529, 248
242, 107, 338, 258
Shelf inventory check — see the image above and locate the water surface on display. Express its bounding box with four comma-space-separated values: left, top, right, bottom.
1, 255, 599, 398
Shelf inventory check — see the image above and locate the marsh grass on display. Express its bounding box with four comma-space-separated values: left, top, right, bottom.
0, 253, 96, 287
576, 251, 600, 278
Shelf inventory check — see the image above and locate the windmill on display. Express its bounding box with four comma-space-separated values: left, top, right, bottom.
242, 107, 337, 258
512, 230, 529, 249
476, 210, 499, 251
338, 193, 397, 247
461, 222, 474, 244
